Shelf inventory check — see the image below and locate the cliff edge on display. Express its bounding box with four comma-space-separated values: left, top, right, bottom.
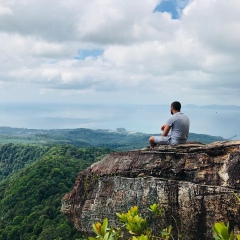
61, 141, 240, 239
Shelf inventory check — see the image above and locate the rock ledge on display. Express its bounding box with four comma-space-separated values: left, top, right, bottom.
61, 141, 240, 239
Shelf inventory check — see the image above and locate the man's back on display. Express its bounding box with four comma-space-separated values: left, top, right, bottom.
166, 112, 190, 144
149, 101, 190, 148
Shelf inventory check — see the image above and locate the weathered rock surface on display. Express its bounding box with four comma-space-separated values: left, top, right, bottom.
61, 141, 240, 239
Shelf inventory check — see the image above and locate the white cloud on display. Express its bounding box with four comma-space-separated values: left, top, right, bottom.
0, 0, 239, 106
0, 3, 12, 16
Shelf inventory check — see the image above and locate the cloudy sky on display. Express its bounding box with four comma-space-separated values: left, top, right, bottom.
0, 0, 239, 106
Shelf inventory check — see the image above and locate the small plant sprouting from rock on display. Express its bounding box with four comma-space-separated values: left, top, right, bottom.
88, 197, 240, 240
88, 218, 121, 240
88, 203, 175, 240
212, 222, 237, 240
212, 194, 240, 240
117, 205, 147, 235
149, 203, 163, 216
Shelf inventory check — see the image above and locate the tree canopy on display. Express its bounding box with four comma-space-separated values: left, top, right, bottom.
0, 144, 111, 240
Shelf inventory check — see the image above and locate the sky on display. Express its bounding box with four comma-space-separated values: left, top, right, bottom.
0, 0, 240, 138
0, 0, 239, 106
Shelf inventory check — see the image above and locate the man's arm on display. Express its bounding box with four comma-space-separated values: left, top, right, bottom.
161, 124, 171, 136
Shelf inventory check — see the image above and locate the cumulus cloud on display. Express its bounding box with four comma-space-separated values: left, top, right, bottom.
0, 0, 239, 105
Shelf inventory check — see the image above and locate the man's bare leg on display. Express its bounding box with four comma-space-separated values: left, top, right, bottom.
149, 136, 156, 149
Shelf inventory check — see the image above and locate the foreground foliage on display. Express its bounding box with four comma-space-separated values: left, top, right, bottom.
0, 144, 111, 240
212, 194, 240, 240
89, 201, 240, 240
89, 204, 175, 240
212, 222, 240, 240
212, 195, 240, 240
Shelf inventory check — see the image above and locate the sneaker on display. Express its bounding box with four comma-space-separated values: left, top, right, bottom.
141, 146, 151, 150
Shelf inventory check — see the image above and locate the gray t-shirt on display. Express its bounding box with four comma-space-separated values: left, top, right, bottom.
166, 112, 190, 144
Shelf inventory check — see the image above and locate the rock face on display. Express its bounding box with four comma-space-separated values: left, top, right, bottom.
61, 141, 240, 239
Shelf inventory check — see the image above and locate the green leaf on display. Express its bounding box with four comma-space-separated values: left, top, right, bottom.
92, 223, 103, 238
226, 222, 230, 230
229, 231, 234, 240
129, 230, 137, 235
103, 232, 110, 240
234, 194, 240, 204
101, 218, 108, 235
214, 223, 225, 234
221, 227, 229, 239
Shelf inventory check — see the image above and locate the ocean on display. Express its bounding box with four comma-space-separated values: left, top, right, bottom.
0, 103, 239, 140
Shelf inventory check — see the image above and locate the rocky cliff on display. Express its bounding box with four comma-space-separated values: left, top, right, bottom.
61, 141, 240, 239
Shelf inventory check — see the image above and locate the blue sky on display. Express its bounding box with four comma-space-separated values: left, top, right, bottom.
75, 49, 104, 60
0, 0, 240, 134
154, 0, 190, 19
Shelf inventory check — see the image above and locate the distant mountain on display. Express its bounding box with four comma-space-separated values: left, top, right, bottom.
0, 127, 225, 150
185, 104, 240, 110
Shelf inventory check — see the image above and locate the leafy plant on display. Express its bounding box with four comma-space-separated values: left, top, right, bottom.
117, 206, 147, 235
88, 218, 120, 240
212, 195, 240, 240
161, 225, 173, 240
148, 203, 164, 217
90, 204, 174, 240
212, 222, 235, 240
132, 235, 149, 240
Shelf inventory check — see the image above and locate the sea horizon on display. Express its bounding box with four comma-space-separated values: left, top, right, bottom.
0, 102, 239, 140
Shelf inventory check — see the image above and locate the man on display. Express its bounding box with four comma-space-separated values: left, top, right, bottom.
149, 101, 190, 148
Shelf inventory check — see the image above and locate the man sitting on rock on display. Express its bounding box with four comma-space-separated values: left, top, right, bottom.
149, 101, 190, 148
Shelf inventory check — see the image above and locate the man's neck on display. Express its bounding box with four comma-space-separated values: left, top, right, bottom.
172, 110, 180, 114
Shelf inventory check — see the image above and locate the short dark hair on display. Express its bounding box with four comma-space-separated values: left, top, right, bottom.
171, 101, 181, 111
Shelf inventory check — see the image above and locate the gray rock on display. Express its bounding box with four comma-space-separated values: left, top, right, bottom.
61, 141, 240, 239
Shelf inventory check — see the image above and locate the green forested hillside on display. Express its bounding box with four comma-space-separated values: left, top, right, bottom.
0, 144, 50, 181
0, 144, 111, 240
0, 127, 225, 151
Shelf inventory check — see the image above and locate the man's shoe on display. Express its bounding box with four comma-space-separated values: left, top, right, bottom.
141, 146, 151, 150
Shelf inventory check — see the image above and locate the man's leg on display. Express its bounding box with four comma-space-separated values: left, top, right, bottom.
149, 136, 156, 149
149, 136, 170, 149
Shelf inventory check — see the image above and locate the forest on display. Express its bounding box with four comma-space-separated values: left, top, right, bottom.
0, 143, 111, 240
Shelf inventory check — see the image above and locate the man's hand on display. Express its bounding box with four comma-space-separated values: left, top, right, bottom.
161, 124, 171, 136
